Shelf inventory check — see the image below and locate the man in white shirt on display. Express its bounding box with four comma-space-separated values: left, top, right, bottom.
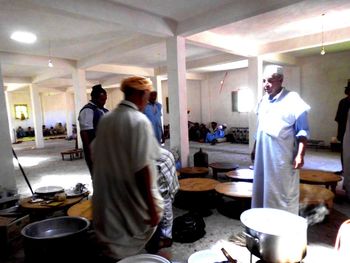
78, 84, 108, 173
92, 76, 164, 261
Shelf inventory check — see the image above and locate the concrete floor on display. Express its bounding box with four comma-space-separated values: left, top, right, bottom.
4, 139, 350, 263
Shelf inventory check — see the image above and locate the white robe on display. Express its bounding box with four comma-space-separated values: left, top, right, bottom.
343, 110, 350, 197
252, 89, 310, 214
92, 100, 163, 259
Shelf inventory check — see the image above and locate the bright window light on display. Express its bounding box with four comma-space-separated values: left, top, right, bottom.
237, 89, 253, 112
10, 31, 37, 44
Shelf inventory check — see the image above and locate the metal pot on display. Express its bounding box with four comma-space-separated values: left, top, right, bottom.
21, 216, 90, 263
240, 208, 307, 263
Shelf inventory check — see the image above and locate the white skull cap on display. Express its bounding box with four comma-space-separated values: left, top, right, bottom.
264, 65, 284, 78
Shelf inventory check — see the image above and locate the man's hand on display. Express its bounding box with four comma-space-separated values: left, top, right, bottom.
293, 154, 304, 169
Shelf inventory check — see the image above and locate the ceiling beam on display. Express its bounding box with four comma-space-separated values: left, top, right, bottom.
187, 32, 256, 57
186, 53, 245, 70
27, 0, 175, 37
87, 64, 154, 77
0, 52, 76, 69
258, 27, 350, 55
78, 36, 161, 69
177, 0, 303, 36
261, 54, 297, 65
3, 77, 31, 85
32, 68, 72, 84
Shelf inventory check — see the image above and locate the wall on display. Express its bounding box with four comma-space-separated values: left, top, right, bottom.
161, 79, 202, 125
9, 88, 34, 131
206, 68, 250, 128
299, 50, 350, 144
42, 93, 72, 128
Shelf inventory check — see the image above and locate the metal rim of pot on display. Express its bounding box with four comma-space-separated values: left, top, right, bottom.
240, 208, 308, 263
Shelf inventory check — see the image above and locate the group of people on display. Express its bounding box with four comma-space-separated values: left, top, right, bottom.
75, 64, 350, 260
188, 121, 227, 144
78, 78, 177, 261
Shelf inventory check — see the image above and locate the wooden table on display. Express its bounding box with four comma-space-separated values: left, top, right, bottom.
300, 169, 342, 194
67, 199, 92, 221
215, 182, 252, 218
179, 178, 219, 192
61, 148, 83, 161
225, 168, 254, 182
177, 178, 220, 216
19, 194, 88, 219
215, 182, 253, 198
178, 167, 209, 178
300, 184, 335, 209
209, 162, 239, 180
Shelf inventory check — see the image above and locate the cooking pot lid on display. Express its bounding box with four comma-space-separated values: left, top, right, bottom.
118, 254, 170, 263
188, 249, 227, 263
240, 208, 307, 236
34, 186, 64, 195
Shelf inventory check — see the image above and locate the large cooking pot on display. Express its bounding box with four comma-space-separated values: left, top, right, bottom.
240, 208, 307, 263
21, 216, 90, 263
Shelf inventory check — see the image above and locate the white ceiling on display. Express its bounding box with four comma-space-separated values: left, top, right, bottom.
1, 0, 350, 91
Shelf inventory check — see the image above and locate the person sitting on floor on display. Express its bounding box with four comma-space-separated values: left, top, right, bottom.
205, 122, 225, 145
16, 126, 26, 138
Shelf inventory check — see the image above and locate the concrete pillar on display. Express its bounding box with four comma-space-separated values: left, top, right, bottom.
166, 36, 189, 167
29, 84, 44, 148
4, 89, 15, 143
0, 64, 17, 192
248, 57, 263, 151
64, 92, 73, 137
72, 69, 87, 149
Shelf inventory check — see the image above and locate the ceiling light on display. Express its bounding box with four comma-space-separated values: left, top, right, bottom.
320, 13, 326, 56
48, 40, 54, 68
10, 31, 37, 44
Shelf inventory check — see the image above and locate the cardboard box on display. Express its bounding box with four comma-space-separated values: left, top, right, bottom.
0, 215, 30, 257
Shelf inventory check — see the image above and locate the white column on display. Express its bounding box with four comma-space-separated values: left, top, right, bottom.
64, 92, 73, 137
4, 89, 15, 143
166, 36, 189, 167
29, 84, 44, 148
72, 69, 87, 149
248, 57, 263, 151
0, 64, 17, 192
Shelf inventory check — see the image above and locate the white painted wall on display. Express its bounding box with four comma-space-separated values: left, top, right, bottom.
42, 93, 71, 128
9, 89, 34, 131
161, 79, 202, 125
299, 50, 350, 144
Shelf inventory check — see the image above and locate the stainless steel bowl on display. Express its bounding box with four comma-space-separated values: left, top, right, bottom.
21, 216, 90, 263
22, 215, 90, 239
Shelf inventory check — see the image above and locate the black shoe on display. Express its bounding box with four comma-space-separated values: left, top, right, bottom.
334, 170, 343, 175
211, 139, 217, 145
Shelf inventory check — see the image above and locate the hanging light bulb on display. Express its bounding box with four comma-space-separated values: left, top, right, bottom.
48, 40, 54, 67
48, 59, 53, 67
320, 13, 326, 56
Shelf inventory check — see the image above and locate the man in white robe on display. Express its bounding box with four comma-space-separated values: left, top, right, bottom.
251, 65, 310, 214
92, 76, 164, 260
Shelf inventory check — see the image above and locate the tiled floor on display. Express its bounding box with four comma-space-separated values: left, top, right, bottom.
3, 139, 350, 263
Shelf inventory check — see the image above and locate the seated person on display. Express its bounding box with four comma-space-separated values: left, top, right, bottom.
205, 122, 225, 144
16, 126, 26, 138
49, 126, 57, 135
26, 126, 35, 137
55, 122, 66, 134
42, 125, 50, 136
189, 122, 201, 141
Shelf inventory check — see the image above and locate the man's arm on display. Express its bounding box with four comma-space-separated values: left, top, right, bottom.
294, 136, 307, 169
135, 166, 160, 227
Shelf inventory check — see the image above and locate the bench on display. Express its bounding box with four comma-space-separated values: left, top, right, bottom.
61, 148, 83, 161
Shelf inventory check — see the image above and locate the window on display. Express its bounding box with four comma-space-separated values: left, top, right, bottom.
14, 104, 29, 120
232, 89, 253, 113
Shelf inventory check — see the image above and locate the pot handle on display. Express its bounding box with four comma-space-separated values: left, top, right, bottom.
243, 231, 259, 246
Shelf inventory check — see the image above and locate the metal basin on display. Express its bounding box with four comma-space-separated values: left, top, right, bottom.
21, 216, 90, 263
